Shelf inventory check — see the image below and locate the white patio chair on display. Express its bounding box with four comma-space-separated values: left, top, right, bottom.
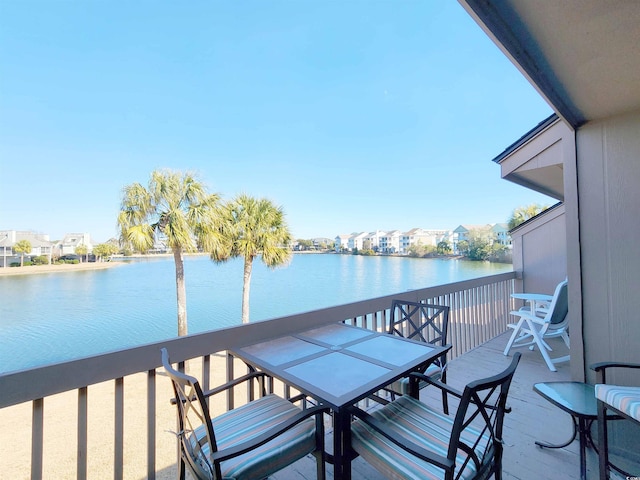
503, 279, 569, 371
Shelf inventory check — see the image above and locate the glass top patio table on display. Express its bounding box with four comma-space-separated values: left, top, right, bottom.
533, 382, 598, 480
234, 322, 447, 407
232, 322, 450, 480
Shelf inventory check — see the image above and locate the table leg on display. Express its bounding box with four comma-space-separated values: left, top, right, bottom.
535, 416, 577, 449
536, 415, 593, 480
408, 374, 419, 399
333, 409, 352, 480
577, 418, 588, 480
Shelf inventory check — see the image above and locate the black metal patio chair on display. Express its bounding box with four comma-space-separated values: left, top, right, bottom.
161, 348, 329, 480
351, 352, 521, 480
385, 300, 451, 412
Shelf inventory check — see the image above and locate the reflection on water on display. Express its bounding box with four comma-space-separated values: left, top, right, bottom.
0, 254, 510, 372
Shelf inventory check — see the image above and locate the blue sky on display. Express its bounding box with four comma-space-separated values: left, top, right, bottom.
0, 1, 553, 243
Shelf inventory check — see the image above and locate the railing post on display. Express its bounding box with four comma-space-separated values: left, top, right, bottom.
202, 355, 211, 408
31, 398, 44, 480
147, 369, 156, 480
78, 387, 88, 480
114, 377, 124, 480
226, 352, 234, 410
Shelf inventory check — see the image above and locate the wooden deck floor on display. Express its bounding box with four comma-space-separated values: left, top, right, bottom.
272, 331, 595, 480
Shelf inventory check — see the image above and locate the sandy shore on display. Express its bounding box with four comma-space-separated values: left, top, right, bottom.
0, 262, 123, 276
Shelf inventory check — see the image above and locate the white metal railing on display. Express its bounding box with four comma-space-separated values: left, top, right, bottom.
0, 271, 516, 479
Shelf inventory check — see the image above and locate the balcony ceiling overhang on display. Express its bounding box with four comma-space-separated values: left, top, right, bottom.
459, 0, 640, 128
492, 115, 569, 201
505, 164, 564, 201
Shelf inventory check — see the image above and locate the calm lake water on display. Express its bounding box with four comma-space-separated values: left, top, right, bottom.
0, 254, 511, 373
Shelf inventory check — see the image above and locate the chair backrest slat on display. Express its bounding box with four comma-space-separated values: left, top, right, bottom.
389, 301, 450, 369
389, 301, 449, 345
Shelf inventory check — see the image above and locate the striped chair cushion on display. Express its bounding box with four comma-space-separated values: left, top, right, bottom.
187, 394, 316, 480
387, 364, 443, 395
351, 395, 490, 480
595, 384, 640, 422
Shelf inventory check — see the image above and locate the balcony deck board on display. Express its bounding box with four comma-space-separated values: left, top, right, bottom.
273, 331, 590, 480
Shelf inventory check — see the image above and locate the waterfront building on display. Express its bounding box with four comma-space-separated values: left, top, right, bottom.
361, 231, 379, 251
58, 232, 93, 256
491, 223, 511, 248
379, 230, 401, 253
452, 224, 488, 253
334, 234, 351, 252
0, 230, 55, 267
334, 228, 454, 254
347, 232, 368, 252
399, 228, 452, 254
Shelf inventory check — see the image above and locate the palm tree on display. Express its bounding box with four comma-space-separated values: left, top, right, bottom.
118, 169, 225, 336
75, 244, 88, 263
212, 195, 292, 323
13, 240, 32, 267
93, 243, 118, 262
437, 240, 452, 254
508, 204, 548, 230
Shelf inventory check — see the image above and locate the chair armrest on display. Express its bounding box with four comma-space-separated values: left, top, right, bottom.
202, 371, 267, 398
348, 406, 454, 472
411, 373, 507, 412
530, 304, 550, 316
509, 309, 532, 319
591, 362, 640, 371
590, 362, 640, 384
525, 315, 549, 326
509, 309, 547, 325
170, 371, 267, 405
210, 404, 330, 463
408, 372, 463, 399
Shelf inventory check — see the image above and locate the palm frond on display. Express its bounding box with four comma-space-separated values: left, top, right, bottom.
123, 224, 155, 252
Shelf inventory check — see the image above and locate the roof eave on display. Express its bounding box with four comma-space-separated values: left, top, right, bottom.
459, 0, 586, 128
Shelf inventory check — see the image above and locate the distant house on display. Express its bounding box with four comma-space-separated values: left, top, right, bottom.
347, 232, 368, 252
379, 230, 401, 253
59, 233, 93, 256
149, 233, 169, 254
400, 228, 425, 253
400, 228, 453, 254
0, 230, 56, 267
312, 238, 333, 250
491, 223, 511, 247
433, 230, 454, 247
452, 225, 485, 253
334, 234, 351, 252
452, 224, 511, 253
363, 230, 385, 252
